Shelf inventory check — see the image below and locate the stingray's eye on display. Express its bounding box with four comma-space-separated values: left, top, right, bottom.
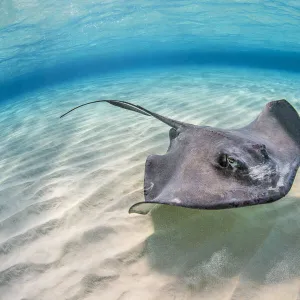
228, 156, 238, 165
218, 154, 241, 169
228, 156, 241, 168
218, 154, 229, 168
227, 157, 235, 164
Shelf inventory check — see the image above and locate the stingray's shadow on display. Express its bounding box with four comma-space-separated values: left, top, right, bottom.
145, 197, 300, 287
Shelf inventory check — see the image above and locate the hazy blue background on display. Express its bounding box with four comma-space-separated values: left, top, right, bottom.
1, 0, 300, 101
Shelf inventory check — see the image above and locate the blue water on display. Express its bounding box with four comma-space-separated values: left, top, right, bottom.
1, 1, 300, 299
1, 0, 300, 101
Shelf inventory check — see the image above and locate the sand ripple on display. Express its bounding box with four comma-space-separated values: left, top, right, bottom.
0, 68, 300, 299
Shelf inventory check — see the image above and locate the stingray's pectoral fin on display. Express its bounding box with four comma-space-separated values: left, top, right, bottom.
60, 100, 186, 129
129, 202, 160, 215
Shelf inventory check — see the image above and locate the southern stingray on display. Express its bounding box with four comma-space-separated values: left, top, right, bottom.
60, 99, 300, 215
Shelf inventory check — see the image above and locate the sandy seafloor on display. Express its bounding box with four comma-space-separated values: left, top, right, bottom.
1, 66, 300, 300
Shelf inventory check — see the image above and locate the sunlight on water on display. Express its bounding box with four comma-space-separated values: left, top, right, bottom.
1, 0, 300, 87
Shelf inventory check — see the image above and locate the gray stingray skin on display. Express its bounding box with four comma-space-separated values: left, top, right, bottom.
61, 99, 300, 215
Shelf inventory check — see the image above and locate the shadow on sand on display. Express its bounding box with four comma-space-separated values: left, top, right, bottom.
144, 196, 300, 289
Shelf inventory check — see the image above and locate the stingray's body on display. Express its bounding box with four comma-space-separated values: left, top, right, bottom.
61, 99, 300, 214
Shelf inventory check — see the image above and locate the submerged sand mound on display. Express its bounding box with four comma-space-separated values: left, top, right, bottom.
0, 68, 300, 300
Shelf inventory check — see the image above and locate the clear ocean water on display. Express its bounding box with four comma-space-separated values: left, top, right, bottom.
1, 1, 300, 299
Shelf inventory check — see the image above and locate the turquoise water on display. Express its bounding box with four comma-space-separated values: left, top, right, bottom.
1, 0, 300, 100
1, 1, 300, 299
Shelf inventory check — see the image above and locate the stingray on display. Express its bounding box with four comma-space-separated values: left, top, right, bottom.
60, 99, 300, 215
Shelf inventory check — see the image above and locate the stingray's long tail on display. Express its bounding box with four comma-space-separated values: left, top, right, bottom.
60, 100, 186, 129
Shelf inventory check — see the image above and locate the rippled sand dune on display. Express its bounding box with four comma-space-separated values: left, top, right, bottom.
1, 68, 300, 300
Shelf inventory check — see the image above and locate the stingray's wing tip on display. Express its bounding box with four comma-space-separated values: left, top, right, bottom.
128, 202, 158, 215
